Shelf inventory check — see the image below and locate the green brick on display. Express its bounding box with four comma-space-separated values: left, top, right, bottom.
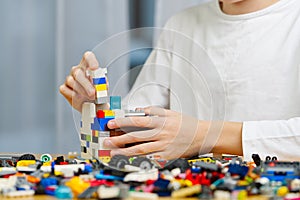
86, 135, 91, 142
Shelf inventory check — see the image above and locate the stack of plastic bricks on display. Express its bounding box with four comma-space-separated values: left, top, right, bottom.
80, 68, 123, 163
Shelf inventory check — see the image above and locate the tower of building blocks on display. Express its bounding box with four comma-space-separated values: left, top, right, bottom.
80, 67, 146, 163
80, 68, 125, 163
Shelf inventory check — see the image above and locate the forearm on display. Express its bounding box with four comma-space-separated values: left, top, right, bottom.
199, 121, 243, 155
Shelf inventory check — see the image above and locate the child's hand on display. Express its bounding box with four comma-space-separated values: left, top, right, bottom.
104, 107, 205, 160
59, 51, 99, 112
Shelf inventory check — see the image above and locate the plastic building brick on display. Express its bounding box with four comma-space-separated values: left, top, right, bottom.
114, 109, 125, 118
97, 185, 122, 199
3, 151, 300, 199
55, 185, 73, 199
65, 176, 90, 197
95, 84, 107, 91
77, 186, 99, 199
0, 155, 19, 167
95, 171, 123, 181
80, 68, 152, 163
97, 148, 111, 163
228, 163, 249, 178
16, 160, 36, 167
171, 184, 201, 198
124, 168, 158, 182
93, 77, 106, 85
3, 190, 35, 197
128, 191, 158, 200
79, 68, 117, 162
110, 96, 121, 110
96, 90, 108, 98
252, 154, 262, 167
260, 161, 300, 181
40, 154, 52, 163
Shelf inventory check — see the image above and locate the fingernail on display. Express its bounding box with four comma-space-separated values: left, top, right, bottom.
104, 139, 112, 148
108, 120, 116, 128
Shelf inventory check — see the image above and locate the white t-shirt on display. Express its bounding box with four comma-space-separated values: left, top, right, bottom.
123, 0, 300, 161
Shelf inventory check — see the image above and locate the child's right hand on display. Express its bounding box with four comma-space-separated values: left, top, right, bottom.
59, 51, 99, 112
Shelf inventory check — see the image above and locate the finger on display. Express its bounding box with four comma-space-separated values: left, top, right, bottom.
104, 129, 158, 148
80, 51, 99, 70
107, 116, 161, 129
105, 75, 109, 91
59, 84, 74, 104
146, 152, 166, 160
71, 66, 95, 98
143, 106, 169, 116
110, 141, 165, 157
60, 84, 83, 111
147, 152, 180, 161
60, 84, 90, 112
65, 75, 93, 100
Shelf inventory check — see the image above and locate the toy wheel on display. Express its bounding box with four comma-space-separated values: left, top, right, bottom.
265, 156, 271, 161
132, 157, 153, 170
108, 155, 129, 169
164, 158, 190, 173
40, 154, 52, 162
272, 156, 277, 161
19, 154, 36, 160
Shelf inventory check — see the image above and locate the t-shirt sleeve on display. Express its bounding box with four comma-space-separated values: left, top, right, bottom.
242, 117, 300, 161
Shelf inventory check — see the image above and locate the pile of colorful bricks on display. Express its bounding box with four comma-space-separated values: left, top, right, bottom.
1, 153, 300, 199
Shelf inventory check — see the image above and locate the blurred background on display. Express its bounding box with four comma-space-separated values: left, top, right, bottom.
0, 0, 209, 154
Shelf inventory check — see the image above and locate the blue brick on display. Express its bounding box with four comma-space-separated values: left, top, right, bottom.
228, 164, 249, 178
86, 141, 90, 148
97, 118, 113, 131
93, 77, 106, 85
91, 118, 101, 131
110, 96, 121, 110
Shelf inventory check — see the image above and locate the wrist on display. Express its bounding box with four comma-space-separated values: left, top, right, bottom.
198, 120, 243, 155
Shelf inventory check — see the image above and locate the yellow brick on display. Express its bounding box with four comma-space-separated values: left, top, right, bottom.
99, 156, 111, 163
17, 160, 36, 167
95, 84, 107, 91
104, 110, 115, 117
95, 130, 98, 137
